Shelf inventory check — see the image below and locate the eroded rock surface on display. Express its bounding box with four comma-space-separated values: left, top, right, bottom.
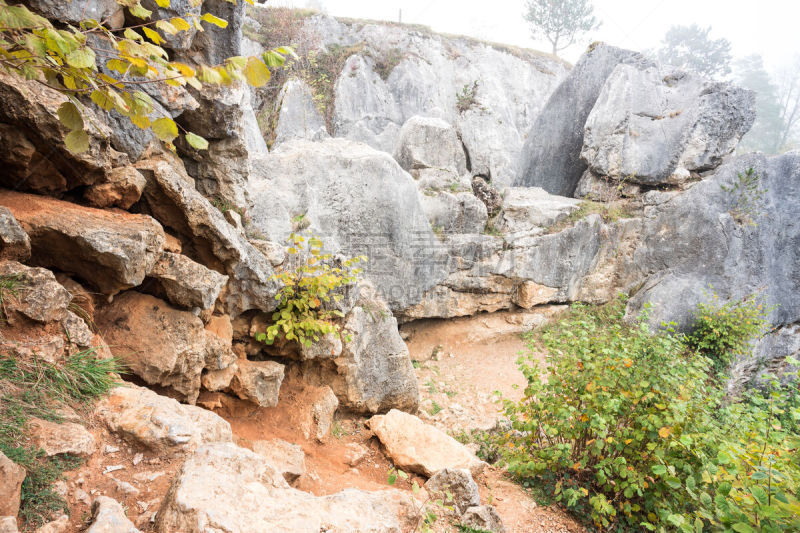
96, 292, 235, 403
155, 442, 415, 533
0, 190, 165, 294
94, 385, 233, 453
367, 409, 485, 477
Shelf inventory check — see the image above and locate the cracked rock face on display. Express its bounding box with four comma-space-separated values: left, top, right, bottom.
94, 385, 233, 453
0, 207, 30, 262
581, 64, 755, 185
155, 442, 415, 533
96, 292, 236, 404
517, 43, 649, 195
0, 190, 165, 295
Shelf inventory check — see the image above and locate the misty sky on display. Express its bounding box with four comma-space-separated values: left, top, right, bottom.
268, 0, 799, 70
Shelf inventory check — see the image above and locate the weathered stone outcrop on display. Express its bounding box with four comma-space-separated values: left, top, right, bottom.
393, 116, 467, 177
155, 442, 415, 533
96, 292, 236, 403
228, 359, 285, 408
135, 155, 279, 316
251, 439, 306, 483
517, 43, 648, 195
425, 468, 481, 515
247, 138, 447, 311
147, 252, 228, 311
301, 285, 420, 413
0, 190, 165, 294
0, 71, 122, 194
22, 0, 123, 27
367, 409, 485, 477
625, 152, 800, 339
581, 64, 755, 185
86, 496, 140, 533
247, 13, 568, 187
0, 261, 71, 323
272, 79, 329, 146
95, 385, 233, 453
0, 451, 25, 517
27, 419, 96, 458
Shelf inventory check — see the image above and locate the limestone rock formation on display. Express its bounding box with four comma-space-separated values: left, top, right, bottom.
228, 359, 285, 408
461, 505, 507, 533
251, 439, 306, 483
393, 116, 467, 177
517, 43, 648, 195
0, 191, 165, 295
155, 442, 415, 533
301, 285, 420, 413
27, 419, 96, 458
0, 517, 17, 533
97, 292, 236, 403
135, 155, 280, 316
581, 64, 755, 185
94, 385, 233, 453
147, 252, 228, 311
247, 138, 448, 311
625, 151, 800, 338
83, 167, 147, 210
425, 468, 481, 515
499, 187, 581, 235
272, 79, 329, 146
367, 409, 485, 477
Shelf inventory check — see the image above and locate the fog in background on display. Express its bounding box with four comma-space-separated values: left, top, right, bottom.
270, 0, 799, 70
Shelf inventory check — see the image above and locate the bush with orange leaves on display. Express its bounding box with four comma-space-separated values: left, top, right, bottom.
497, 296, 800, 532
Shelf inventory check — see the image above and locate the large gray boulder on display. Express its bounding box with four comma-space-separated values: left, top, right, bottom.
626, 152, 800, 327
517, 43, 649, 195
581, 64, 755, 185
0, 190, 165, 295
625, 152, 800, 381
247, 138, 448, 311
155, 442, 415, 533
393, 116, 467, 176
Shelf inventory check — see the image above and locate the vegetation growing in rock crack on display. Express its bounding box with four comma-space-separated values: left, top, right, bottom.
255, 233, 366, 348
387, 467, 452, 533
491, 296, 799, 531
0, 0, 291, 153
721, 167, 768, 226
456, 80, 483, 114
0, 349, 123, 527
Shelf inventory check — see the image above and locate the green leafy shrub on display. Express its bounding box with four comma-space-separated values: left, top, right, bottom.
255, 233, 365, 347
686, 292, 769, 372
498, 297, 800, 532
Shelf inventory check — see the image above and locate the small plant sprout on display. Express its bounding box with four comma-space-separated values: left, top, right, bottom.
254, 233, 366, 348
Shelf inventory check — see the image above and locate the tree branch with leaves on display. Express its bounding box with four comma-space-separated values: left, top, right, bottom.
0, 0, 292, 153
